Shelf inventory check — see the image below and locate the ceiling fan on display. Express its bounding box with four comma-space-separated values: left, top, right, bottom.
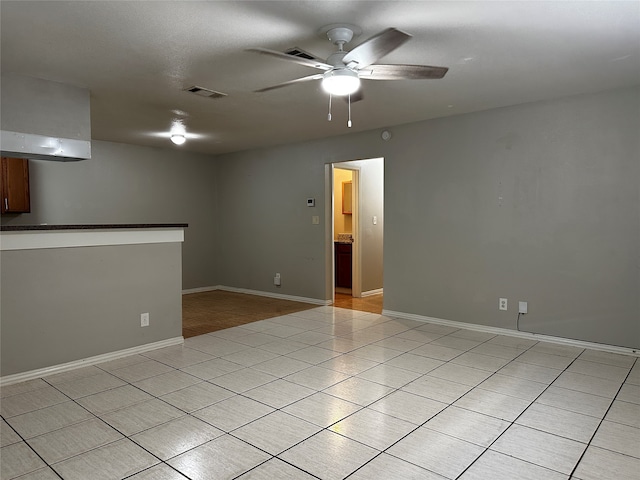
248, 24, 449, 124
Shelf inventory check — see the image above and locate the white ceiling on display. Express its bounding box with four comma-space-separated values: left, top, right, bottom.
1, 1, 639, 155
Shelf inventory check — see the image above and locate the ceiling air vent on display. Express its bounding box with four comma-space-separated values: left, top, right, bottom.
184, 86, 227, 99
284, 47, 317, 61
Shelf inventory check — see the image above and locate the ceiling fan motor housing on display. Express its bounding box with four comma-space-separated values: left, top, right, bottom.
326, 50, 348, 67
327, 27, 354, 47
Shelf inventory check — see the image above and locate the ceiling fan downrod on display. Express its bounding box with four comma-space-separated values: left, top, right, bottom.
326, 26, 354, 50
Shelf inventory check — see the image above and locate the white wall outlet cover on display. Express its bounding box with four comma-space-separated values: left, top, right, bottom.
312, 215, 320, 225
499, 298, 508, 311
307, 198, 315, 207
519, 301, 528, 314
140, 312, 149, 327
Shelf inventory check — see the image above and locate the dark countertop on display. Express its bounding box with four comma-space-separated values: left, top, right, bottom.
1, 223, 188, 232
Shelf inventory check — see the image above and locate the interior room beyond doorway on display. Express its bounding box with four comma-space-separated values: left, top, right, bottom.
331, 157, 384, 304
334, 292, 383, 314
334, 168, 354, 296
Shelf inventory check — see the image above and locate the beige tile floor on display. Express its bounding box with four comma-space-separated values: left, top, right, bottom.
1, 306, 638, 479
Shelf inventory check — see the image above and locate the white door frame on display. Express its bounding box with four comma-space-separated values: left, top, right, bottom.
326, 163, 362, 301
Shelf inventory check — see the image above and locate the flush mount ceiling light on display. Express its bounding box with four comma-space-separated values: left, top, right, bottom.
322, 69, 360, 96
170, 134, 186, 145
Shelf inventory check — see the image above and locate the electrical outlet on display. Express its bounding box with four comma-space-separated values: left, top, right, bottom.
274, 273, 281, 286
499, 298, 508, 311
140, 312, 149, 327
519, 301, 528, 314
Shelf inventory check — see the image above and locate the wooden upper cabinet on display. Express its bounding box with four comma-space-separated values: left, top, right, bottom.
1, 157, 31, 214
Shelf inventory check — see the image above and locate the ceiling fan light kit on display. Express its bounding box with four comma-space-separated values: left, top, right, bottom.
322, 69, 360, 96
249, 24, 448, 127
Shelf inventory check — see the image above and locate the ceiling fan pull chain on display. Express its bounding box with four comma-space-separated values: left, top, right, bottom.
348, 94, 352, 128
328, 93, 332, 121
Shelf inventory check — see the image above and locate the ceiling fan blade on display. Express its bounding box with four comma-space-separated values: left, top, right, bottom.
247, 48, 332, 71
364, 64, 449, 80
254, 74, 324, 93
342, 28, 411, 69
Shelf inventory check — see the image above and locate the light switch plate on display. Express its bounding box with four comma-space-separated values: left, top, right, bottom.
312, 215, 320, 225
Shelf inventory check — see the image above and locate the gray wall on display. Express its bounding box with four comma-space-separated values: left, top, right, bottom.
215, 134, 390, 301
215, 144, 327, 299
2, 86, 637, 349
1, 242, 182, 376
215, 86, 639, 349
383, 87, 639, 348
1, 140, 220, 289
1, 74, 91, 140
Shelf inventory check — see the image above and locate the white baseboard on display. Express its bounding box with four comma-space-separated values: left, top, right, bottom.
216, 285, 330, 306
382, 309, 639, 357
182, 285, 329, 306
182, 285, 221, 294
0, 336, 184, 387
362, 288, 383, 297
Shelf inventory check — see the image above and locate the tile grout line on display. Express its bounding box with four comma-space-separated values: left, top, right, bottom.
0, 317, 512, 479
106, 352, 339, 477
4, 374, 82, 480
3, 308, 636, 479
320, 333, 542, 479
0, 412, 65, 480
40, 376, 174, 478
375, 339, 548, 479
453, 347, 606, 479
567, 356, 639, 479
190, 320, 455, 478
12, 368, 236, 478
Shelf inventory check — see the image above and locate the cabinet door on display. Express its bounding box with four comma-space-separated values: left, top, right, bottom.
335, 243, 353, 288
1, 157, 31, 213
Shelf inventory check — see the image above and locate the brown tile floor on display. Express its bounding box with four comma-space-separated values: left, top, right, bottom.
182, 291, 384, 338
334, 292, 383, 314
182, 290, 317, 338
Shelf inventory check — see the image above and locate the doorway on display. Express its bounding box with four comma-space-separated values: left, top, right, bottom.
333, 167, 357, 296
326, 158, 384, 310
